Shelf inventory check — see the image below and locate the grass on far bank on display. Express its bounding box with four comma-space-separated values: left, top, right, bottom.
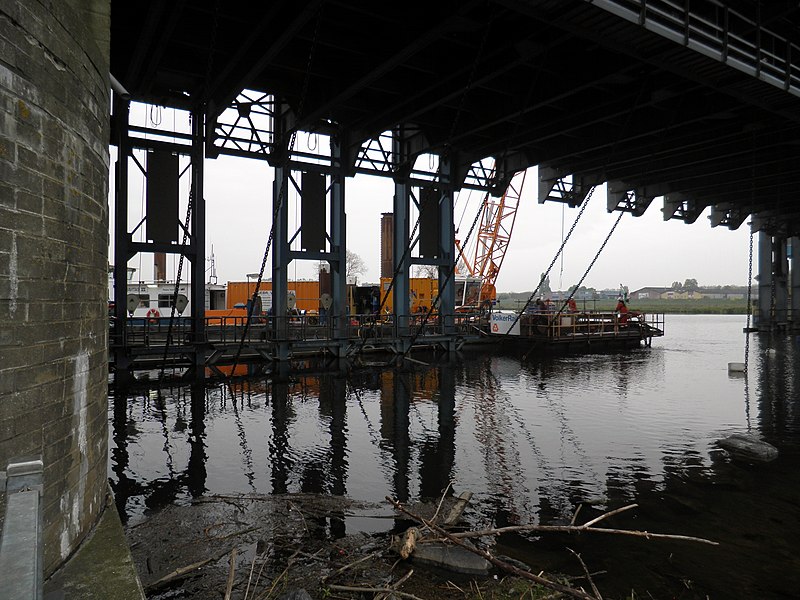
494, 295, 749, 315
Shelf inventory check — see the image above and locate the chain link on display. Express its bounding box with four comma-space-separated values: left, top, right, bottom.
159, 187, 194, 381
230, 6, 324, 374
744, 229, 753, 372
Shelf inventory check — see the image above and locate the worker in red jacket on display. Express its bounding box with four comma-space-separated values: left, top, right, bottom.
616, 298, 629, 325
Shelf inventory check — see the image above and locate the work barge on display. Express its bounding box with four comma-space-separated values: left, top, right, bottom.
110, 307, 665, 378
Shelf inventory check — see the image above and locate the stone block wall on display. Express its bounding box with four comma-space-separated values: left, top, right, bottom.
0, 0, 110, 575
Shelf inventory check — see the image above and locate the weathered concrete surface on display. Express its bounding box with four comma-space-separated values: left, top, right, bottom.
717, 434, 779, 463
412, 542, 492, 575
0, 0, 111, 575
44, 493, 145, 600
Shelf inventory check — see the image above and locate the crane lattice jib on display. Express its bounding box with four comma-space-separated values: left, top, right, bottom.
472, 168, 527, 288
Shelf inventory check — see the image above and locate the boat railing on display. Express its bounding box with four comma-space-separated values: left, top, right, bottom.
518, 310, 665, 340
112, 310, 487, 348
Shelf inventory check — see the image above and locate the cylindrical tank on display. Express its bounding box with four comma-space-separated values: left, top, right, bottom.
380, 212, 394, 278
0, 0, 111, 575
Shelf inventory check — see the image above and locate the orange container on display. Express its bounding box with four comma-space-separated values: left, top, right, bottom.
226, 280, 322, 313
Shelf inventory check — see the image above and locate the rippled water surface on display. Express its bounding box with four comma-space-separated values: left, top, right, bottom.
109, 315, 800, 598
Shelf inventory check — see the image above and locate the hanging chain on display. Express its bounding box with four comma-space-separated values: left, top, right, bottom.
353, 214, 423, 357
494, 185, 597, 341
230, 6, 324, 375
744, 228, 754, 431
159, 187, 194, 382
402, 187, 487, 355
769, 240, 777, 334
744, 229, 754, 372
552, 210, 625, 323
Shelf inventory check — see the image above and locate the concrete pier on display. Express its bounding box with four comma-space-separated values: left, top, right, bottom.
0, 0, 111, 576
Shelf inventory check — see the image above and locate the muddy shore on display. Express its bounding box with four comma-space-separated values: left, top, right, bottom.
127, 493, 580, 600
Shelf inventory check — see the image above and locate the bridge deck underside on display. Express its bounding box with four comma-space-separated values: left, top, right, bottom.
111, 1, 800, 234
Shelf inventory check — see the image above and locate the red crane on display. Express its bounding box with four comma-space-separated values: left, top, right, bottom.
456, 168, 528, 306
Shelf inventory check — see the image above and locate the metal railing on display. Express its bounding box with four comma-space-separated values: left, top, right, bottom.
518, 310, 664, 340
592, 0, 800, 97
0, 459, 44, 600
111, 311, 487, 349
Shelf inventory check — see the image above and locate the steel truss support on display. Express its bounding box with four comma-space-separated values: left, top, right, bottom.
538, 166, 598, 207
756, 231, 790, 330
112, 93, 132, 377
271, 102, 350, 354
111, 96, 207, 377
606, 181, 655, 216
792, 237, 800, 330
392, 129, 412, 338
437, 156, 456, 337
190, 110, 207, 371
662, 194, 706, 224
210, 91, 500, 192
330, 137, 348, 341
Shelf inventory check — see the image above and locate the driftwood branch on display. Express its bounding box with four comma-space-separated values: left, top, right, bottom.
145, 547, 231, 592
387, 496, 596, 600
323, 551, 382, 582
444, 523, 718, 546
443, 491, 473, 527
223, 548, 237, 600
399, 527, 422, 559
327, 583, 425, 600
568, 548, 602, 600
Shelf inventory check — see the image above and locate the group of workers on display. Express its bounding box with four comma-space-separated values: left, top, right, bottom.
528, 296, 636, 324
529, 297, 579, 314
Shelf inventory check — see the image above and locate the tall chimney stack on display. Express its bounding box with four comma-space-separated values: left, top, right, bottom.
380, 213, 394, 279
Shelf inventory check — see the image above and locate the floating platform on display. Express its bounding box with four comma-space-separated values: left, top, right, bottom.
490, 310, 664, 354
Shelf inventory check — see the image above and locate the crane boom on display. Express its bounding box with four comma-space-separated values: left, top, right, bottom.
456, 168, 527, 306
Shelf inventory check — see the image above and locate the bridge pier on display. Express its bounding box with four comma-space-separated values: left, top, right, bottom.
756, 231, 792, 331
1, 0, 111, 576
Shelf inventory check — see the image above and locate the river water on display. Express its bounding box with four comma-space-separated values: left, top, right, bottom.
109, 314, 800, 599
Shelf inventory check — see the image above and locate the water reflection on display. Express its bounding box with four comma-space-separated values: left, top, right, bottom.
108, 316, 800, 598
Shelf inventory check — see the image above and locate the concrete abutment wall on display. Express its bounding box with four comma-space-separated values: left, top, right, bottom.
0, 0, 110, 575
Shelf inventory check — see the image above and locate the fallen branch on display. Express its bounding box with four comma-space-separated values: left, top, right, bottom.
387, 497, 596, 600
224, 548, 237, 600
443, 491, 473, 527
375, 568, 414, 600
568, 548, 602, 600
145, 547, 231, 592
430, 482, 453, 524
400, 527, 422, 559
443, 523, 718, 546
323, 551, 382, 583
327, 583, 425, 600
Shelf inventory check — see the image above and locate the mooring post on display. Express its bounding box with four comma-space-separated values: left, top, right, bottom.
0, 459, 44, 600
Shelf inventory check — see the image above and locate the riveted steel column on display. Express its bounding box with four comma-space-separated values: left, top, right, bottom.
112, 93, 131, 375
190, 110, 206, 368
392, 131, 411, 337
330, 136, 347, 341
438, 156, 456, 336
792, 237, 800, 329
272, 163, 290, 347
757, 231, 773, 329
774, 237, 789, 328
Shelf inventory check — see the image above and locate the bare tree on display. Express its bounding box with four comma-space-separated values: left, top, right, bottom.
346, 250, 366, 282
413, 264, 438, 279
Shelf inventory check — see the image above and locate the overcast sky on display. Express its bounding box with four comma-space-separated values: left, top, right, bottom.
113, 106, 752, 293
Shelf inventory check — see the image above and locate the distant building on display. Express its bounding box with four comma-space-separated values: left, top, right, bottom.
697, 287, 747, 300
631, 286, 748, 300
630, 287, 670, 300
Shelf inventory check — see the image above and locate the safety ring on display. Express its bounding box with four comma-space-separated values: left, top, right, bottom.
146, 308, 160, 323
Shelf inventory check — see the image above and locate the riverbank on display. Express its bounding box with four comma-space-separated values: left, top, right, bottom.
495, 296, 747, 314
126, 493, 583, 600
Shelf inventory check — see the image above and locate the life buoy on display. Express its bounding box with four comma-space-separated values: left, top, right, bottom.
146, 308, 160, 323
